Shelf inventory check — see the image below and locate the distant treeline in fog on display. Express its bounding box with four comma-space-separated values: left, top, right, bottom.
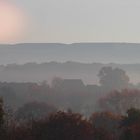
0, 66, 140, 116
0, 66, 140, 139
0, 62, 140, 84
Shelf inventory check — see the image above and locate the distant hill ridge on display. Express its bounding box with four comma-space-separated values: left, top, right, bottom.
0, 43, 139, 84
0, 61, 140, 85
1, 42, 140, 47
0, 43, 140, 64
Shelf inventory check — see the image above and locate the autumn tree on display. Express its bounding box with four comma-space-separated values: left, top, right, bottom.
31, 111, 94, 140
90, 111, 122, 140
98, 89, 140, 114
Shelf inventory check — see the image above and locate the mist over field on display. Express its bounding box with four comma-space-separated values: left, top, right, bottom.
0, 36, 140, 140
0, 43, 140, 85
1, 0, 140, 139
0, 61, 140, 85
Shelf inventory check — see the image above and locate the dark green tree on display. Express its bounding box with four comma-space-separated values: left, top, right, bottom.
120, 108, 140, 140
121, 108, 140, 127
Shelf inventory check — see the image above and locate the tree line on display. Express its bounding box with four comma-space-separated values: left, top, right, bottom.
0, 98, 140, 140
0, 66, 139, 139
0, 67, 137, 116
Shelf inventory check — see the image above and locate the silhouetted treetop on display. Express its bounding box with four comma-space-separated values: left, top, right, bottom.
98, 67, 130, 90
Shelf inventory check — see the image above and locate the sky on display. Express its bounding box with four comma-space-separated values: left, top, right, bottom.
2, 0, 140, 43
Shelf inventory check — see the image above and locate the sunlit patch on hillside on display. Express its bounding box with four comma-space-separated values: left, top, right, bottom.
0, 1, 26, 43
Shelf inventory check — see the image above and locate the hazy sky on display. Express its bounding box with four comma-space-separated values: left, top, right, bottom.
7, 0, 140, 43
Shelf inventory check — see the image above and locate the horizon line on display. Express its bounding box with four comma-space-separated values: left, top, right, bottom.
1, 42, 140, 45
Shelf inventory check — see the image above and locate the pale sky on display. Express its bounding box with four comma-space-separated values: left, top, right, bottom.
6, 0, 140, 43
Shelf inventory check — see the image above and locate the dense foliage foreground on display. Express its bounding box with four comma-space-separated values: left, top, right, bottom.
0, 98, 140, 140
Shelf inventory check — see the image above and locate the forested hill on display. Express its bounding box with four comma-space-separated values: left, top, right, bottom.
0, 43, 140, 64
0, 62, 140, 84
